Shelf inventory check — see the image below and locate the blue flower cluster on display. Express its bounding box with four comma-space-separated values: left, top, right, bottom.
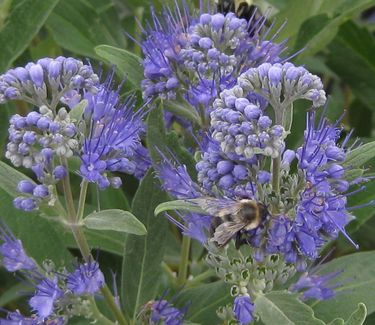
211, 86, 285, 159
0, 59, 151, 211
7, 105, 75, 211
0, 221, 36, 272
259, 112, 372, 268
290, 269, 342, 301
157, 154, 211, 243
150, 299, 187, 325
0, 57, 99, 107
80, 72, 150, 188
141, 4, 285, 116
0, 222, 105, 324
238, 62, 327, 110
155, 42, 370, 325
196, 135, 257, 197
233, 295, 255, 325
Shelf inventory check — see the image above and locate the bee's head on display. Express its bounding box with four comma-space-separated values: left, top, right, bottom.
257, 202, 269, 219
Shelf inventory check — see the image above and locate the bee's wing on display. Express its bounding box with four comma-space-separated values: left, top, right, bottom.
192, 197, 241, 218
212, 221, 245, 247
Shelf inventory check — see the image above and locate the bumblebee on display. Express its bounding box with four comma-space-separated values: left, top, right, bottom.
216, 0, 259, 22
193, 197, 268, 248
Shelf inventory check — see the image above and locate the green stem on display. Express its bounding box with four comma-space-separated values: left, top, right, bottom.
272, 156, 281, 195
71, 223, 128, 325
176, 236, 191, 287
271, 107, 284, 199
60, 163, 128, 325
161, 261, 176, 285
60, 157, 76, 217
77, 180, 89, 222
101, 285, 129, 325
186, 269, 216, 288
89, 297, 116, 325
133, 7, 144, 57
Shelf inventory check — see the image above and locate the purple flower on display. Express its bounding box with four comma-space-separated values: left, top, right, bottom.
151, 299, 186, 325
0, 312, 64, 325
0, 222, 36, 272
29, 277, 63, 319
67, 260, 105, 295
80, 72, 150, 188
80, 153, 107, 182
166, 212, 211, 244
183, 213, 211, 243
132, 146, 152, 180
6, 106, 79, 213
53, 165, 67, 180
17, 180, 35, 194
13, 197, 38, 212
28, 64, 44, 88
0, 311, 38, 325
33, 185, 49, 198
163, 110, 192, 130
293, 112, 365, 258
0, 57, 99, 106
157, 155, 200, 199
290, 269, 342, 301
140, 3, 286, 123
233, 295, 255, 325
238, 62, 326, 108
196, 134, 257, 196
211, 85, 285, 160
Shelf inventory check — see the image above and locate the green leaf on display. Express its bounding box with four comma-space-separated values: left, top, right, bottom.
0, 0, 12, 29
293, 0, 375, 59
345, 303, 367, 325
294, 14, 332, 55
0, 188, 72, 265
69, 99, 87, 121
163, 100, 202, 125
0, 102, 10, 154
175, 281, 231, 324
255, 291, 325, 325
0, 161, 35, 197
0, 0, 59, 71
273, 0, 323, 47
0, 161, 63, 217
97, 186, 131, 211
84, 209, 146, 235
348, 99, 373, 138
0, 282, 32, 307
62, 227, 126, 256
326, 21, 375, 110
344, 169, 364, 182
121, 170, 169, 320
343, 141, 375, 168
347, 181, 375, 232
155, 199, 206, 216
95, 45, 142, 89
284, 104, 294, 134
311, 251, 375, 322
47, 0, 127, 59
328, 319, 345, 325
146, 105, 197, 178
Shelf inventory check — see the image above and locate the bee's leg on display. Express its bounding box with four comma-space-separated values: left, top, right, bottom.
235, 232, 242, 250
210, 217, 222, 236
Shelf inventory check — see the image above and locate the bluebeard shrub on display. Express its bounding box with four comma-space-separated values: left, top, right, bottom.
0, 2, 372, 325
